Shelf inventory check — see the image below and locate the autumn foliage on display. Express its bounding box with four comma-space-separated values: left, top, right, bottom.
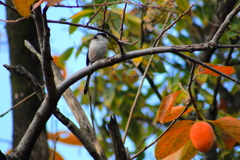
154, 64, 238, 159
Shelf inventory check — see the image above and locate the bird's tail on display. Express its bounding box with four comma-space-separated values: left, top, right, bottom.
84, 74, 92, 94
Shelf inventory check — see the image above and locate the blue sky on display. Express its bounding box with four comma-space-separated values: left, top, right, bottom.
0, 1, 157, 160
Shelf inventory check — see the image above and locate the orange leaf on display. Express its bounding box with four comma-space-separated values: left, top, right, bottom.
156, 91, 182, 123
53, 56, 67, 78
48, 131, 82, 146
210, 117, 240, 143
45, 0, 62, 6
155, 120, 194, 159
198, 63, 235, 76
160, 106, 194, 123
161, 140, 197, 160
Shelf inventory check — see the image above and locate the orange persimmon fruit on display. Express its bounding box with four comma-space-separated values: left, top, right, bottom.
190, 121, 215, 152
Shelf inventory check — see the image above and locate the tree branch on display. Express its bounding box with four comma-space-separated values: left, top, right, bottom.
57, 43, 240, 97
210, 4, 240, 44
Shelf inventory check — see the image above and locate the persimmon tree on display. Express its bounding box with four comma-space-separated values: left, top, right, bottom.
1, 0, 240, 160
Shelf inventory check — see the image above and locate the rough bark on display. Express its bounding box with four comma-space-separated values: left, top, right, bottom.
5, 1, 49, 159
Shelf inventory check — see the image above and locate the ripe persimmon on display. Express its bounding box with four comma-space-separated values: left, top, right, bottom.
190, 121, 215, 152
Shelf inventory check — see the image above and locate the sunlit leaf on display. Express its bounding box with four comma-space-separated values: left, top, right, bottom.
156, 90, 182, 123
53, 55, 67, 78
12, 0, 36, 18
198, 63, 235, 76
70, 9, 95, 19
132, 57, 143, 67
161, 140, 197, 160
155, 120, 194, 159
209, 117, 240, 143
69, 9, 95, 34
195, 73, 208, 86
158, 106, 194, 123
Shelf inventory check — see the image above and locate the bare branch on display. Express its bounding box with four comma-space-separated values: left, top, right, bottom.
152, 4, 195, 47
119, 2, 127, 40
57, 43, 240, 98
86, 5, 103, 26
41, 6, 58, 99
25, 40, 106, 159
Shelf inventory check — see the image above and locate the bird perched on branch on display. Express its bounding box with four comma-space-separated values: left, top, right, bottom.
84, 33, 109, 94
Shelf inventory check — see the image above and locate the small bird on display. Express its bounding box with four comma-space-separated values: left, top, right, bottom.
84, 33, 109, 94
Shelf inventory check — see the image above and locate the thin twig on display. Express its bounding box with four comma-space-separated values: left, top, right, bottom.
119, 2, 127, 40
0, 91, 36, 117
0, 0, 17, 12
52, 1, 177, 13
88, 90, 96, 134
51, 136, 59, 160
123, 55, 154, 143
101, 0, 108, 30
87, 5, 103, 25
187, 63, 203, 120
152, 4, 194, 47
152, 12, 171, 47
0, 17, 25, 23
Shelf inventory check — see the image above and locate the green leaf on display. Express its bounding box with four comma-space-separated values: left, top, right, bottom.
69, 9, 95, 34
59, 47, 74, 64
176, 0, 190, 12
70, 9, 95, 19
167, 34, 183, 45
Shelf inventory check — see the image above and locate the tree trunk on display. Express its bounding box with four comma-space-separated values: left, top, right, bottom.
5, 2, 49, 160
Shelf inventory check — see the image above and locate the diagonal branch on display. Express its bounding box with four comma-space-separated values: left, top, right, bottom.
57, 43, 240, 97
24, 40, 106, 159
210, 4, 240, 44
3, 64, 101, 160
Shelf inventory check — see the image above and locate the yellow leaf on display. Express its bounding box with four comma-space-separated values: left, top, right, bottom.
132, 57, 143, 67
70, 9, 95, 19
12, 0, 36, 18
